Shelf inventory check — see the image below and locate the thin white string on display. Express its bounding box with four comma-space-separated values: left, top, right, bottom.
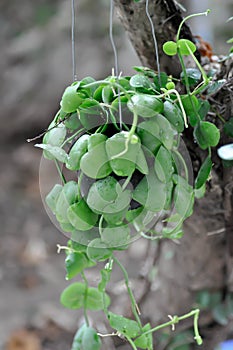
145, 0, 161, 86
71, 0, 77, 81
109, 0, 123, 129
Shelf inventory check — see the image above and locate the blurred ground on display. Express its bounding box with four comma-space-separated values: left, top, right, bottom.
0, 0, 232, 349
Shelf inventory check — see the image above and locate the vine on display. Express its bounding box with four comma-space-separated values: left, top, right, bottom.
33, 6, 230, 350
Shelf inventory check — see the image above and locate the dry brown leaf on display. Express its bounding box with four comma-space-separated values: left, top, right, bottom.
6, 329, 41, 350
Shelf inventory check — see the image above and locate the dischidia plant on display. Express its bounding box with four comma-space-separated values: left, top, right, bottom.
35, 7, 223, 350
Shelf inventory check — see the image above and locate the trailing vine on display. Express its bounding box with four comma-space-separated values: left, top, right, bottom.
34, 6, 233, 350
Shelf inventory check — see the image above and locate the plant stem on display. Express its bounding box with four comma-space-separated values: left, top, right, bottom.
112, 255, 142, 329
158, 88, 188, 128
177, 51, 201, 124
176, 10, 210, 41
99, 215, 104, 236
54, 159, 66, 184
81, 271, 90, 326
77, 171, 83, 201
129, 112, 139, 137
124, 335, 138, 350
172, 149, 189, 181
122, 173, 133, 191
140, 309, 202, 345
61, 128, 84, 147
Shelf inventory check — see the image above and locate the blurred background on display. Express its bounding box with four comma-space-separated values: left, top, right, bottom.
0, 0, 232, 349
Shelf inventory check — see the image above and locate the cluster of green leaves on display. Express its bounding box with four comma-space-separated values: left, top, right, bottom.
37, 61, 216, 349
36, 12, 224, 348
38, 69, 204, 249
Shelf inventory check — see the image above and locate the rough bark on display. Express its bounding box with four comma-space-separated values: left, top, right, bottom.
114, 0, 233, 348
114, 0, 199, 76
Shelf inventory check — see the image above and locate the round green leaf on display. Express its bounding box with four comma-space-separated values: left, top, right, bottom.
207, 79, 226, 96
65, 252, 95, 280
136, 147, 149, 174
194, 121, 220, 149
87, 176, 118, 213
177, 39, 196, 56
106, 131, 140, 176
87, 178, 131, 220
137, 115, 176, 150
45, 184, 63, 214
128, 94, 164, 118
134, 323, 153, 349
61, 84, 84, 113
71, 324, 87, 350
80, 141, 111, 179
60, 282, 110, 310
137, 126, 161, 154
129, 74, 152, 89
102, 86, 114, 104
180, 94, 199, 127
82, 327, 102, 350
180, 68, 201, 86
65, 113, 82, 130
108, 312, 141, 338
43, 121, 66, 147
35, 143, 67, 163
66, 134, 89, 171
87, 238, 112, 261
101, 225, 130, 249
67, 199, 99, 231
173, 176, 194, 219
56, 181, 79, 223
195, 156, 212, 189
78, 99, 105, 130
154, 146, 174, 183
163, 41, 177, 56
163, 100, 184, 132
133, 169, 167, 212
88, 133, 107, 151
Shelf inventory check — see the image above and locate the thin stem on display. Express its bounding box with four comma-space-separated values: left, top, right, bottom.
77, 171, 83, 201
109, 0, 122, 128
194, 310, 203, 345
83, 80, 110, 89
61, 128, 84, 147
177, 10, 210, 41
145, 0, 161, 86
129, 112, 139, 136
173, 149, 189, 181
99, 215, 104, 236
71, 0, 77, 81
112, 255, 142, 329
54, 159, 66, 184
124, 335, 137, 350
27, 110, 64, 143
177, 51, 201, 123
185, 45, 208, 83
160, 88, 188, 128
140, 309, 202, 346
122, 173, 133, 191
81, 271, 90, 326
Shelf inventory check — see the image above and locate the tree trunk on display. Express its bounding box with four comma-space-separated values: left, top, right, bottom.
114, 0, 233, 348
114, 0, 199, 76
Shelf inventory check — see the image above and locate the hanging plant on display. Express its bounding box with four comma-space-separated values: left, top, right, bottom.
36, 70, 196, 244
32, 4, 225, 349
